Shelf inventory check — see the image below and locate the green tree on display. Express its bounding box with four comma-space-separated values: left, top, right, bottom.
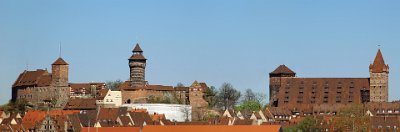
235, 100, 262, 112
106, 79, 124, 90
216, 83, 241, 110
284, 116, 316, 132
2, 99, 31, 113
333, 104, 369, 131
204, 86, 218, 108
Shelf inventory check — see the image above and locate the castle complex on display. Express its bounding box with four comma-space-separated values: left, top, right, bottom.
11, 44, 209, 119
269, 49, 389, 113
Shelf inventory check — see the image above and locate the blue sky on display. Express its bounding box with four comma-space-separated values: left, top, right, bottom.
1, 1, 400, 104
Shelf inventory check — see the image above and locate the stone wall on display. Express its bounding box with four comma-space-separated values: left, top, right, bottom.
370, 72, 389, 102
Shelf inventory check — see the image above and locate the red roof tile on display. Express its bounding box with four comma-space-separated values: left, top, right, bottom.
370, 49, 389, 73
81, 127, 140, 132
12, 69, 50, 87
142, 125, 283, 132
133, 43, 143, 52
270, 65, 295, 75
52, 57, 69, 65
129, 54, 147, 60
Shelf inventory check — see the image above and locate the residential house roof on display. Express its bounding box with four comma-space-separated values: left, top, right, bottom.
142, 125, 283, 132
81, 127, 140, 132
64, 99, 97, 110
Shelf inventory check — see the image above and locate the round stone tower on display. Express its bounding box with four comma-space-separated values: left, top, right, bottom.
129, 43, 147, 87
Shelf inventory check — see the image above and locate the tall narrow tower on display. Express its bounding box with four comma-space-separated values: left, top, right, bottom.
269, 65, 296, 107
129, 43, 147, 87
369, 49, 389, 102
51, 57, 69, 86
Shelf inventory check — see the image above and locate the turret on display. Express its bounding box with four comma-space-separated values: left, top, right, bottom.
51, 57, 69, 87
129, 43, 147, 87
269, 65, 296, 107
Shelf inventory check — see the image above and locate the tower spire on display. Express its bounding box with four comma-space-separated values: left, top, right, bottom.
370, 48, 388, 73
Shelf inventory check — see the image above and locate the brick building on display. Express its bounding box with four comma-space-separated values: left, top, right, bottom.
12, 57, 71, 108
269, 49, 389, 113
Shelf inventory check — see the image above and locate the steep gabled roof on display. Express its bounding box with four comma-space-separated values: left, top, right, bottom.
12, 69, 51, 87
270, 65, 296, 75
52, 57, 69, 65
370, 49, 389, 73
133, 44, 143, 52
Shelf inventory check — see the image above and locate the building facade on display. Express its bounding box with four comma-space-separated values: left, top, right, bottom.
269, 49, 389, 113
12, 58, 71, 108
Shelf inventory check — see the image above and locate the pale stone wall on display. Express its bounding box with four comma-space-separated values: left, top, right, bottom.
370, 72, 389, 102
122, 103, 192, 122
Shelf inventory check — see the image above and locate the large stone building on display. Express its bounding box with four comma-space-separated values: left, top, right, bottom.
269, 49, 389, 113
12, 58, 71, 108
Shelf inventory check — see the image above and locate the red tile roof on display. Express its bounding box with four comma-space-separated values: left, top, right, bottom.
81, 127, 140, 132
369, 49, 389, 73
142, 125, 283, 132
133, 43, 143, 52
129, 54, 147, 60
52, 57, 69, 65
64, 99, 97, 110
12, 69, 51, 87
22, 110, 47, 129
270, 65, 295, 75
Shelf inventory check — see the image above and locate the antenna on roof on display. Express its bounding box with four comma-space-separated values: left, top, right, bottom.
59, 41, 62, 58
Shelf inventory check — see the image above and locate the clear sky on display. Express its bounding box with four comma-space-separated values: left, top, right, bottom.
1, 1, 400, 104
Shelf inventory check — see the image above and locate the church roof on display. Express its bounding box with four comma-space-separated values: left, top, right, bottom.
52, 57, 69, 65
270, 65, 296, 75
133, 43, 143, 52
369, 49, 389, 73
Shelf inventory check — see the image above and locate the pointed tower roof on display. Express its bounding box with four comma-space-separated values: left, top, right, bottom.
52, 57, 68, 65
132, 43, 143, 52
370, 49, 389, 73
270, 65, 296, 75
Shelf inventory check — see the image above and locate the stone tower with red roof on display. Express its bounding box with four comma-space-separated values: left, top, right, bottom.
51, 57, 69, 86
269, 65, 296, 107
369, 49, 389, 102
129, 44, 147, 87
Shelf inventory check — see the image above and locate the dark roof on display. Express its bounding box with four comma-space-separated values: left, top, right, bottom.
270, 65, 296, 75
133, 43, 143, 52
64, 99, 97, 110
370, 49, 389, 73
129, 54, 147, 60
52, 57, 69, 65
12, 69, 51, 87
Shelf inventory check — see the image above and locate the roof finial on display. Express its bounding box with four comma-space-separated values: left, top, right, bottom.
377, 41, 381, 49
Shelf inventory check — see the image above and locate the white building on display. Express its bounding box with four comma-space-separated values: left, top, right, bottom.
122, 103, 192, 122
96, 89, 122, 108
